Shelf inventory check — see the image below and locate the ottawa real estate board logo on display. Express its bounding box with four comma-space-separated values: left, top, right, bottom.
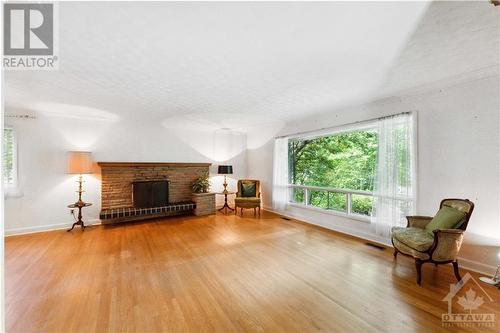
442, 273, 495, 328
3, 2, 58, 70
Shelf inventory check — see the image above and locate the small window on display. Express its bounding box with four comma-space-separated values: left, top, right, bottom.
3, 127, 18, 187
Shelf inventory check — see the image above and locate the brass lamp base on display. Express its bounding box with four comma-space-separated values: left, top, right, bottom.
67, 174, 92, 231
222, 175, 229, 194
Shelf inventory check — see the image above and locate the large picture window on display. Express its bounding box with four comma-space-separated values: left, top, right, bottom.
281, 113, 416, 232
288, 127, 377, 217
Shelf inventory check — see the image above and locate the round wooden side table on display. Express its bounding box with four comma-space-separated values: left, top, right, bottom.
67, 202, 92, 231
217, 191, 235, 214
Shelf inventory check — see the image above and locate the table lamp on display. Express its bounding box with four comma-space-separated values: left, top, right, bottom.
67, 151, 93, 231
217, 165, 233, 194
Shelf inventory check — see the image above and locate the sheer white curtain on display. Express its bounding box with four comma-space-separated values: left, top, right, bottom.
272, 138, 289, 211
372, 113, 416, 239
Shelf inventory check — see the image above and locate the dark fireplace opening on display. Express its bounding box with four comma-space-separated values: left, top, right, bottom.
132, 180, 169, 208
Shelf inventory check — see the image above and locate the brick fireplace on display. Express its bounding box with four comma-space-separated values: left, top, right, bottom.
98, 162, 215, 223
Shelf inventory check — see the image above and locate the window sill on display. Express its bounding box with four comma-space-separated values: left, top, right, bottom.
287, 202, 371, 223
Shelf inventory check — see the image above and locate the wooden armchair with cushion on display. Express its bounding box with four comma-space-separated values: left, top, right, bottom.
234, 179, 261, 216
391, 198, 474, 285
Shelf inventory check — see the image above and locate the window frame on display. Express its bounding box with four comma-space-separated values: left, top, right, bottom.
288, 186, 374, 223
287, 121, 377, 141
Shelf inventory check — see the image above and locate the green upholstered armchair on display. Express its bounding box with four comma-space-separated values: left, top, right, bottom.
391, 198, 474, 285
234, 179, 261, 216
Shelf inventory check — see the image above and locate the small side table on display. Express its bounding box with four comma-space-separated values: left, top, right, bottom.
217, 191, 235, 214
67, 202, 92, 231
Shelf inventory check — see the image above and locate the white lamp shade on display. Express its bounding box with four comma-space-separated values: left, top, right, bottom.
67, 151, 93, 174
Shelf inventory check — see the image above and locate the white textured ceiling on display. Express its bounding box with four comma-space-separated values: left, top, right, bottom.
380, 1, 499, 95
5, 1, 498, 130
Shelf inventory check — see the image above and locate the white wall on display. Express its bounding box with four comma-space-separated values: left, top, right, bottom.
247, 75, 500, 274
4, 114, 247, 234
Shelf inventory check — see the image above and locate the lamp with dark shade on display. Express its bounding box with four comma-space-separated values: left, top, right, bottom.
67, 151, 93, 231
218, 165, 233, 194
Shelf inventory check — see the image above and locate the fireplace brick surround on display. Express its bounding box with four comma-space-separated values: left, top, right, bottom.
98, 162, 215, 222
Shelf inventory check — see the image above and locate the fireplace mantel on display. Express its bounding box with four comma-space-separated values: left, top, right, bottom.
97, 162, 211, 168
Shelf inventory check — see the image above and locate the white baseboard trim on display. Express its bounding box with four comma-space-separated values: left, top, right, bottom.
263, 206, 497, 276
264, 206, 391, 247
456, 257, 498, 277
5, 219, 102, 236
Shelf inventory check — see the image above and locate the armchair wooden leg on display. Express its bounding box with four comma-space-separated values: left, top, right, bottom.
258, 207, 260, 216
415, 259, 423, 285
253, 208, 256, 217
452, 261, 462, 282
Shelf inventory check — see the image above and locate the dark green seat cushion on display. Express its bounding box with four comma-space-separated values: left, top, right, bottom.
425, 206, 466, 235
241, 182, 257, 197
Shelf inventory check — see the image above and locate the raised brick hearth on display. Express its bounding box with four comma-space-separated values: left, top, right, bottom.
98, 162, 214, 222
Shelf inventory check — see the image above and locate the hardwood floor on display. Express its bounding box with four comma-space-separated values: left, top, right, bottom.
5, 211, 500, 332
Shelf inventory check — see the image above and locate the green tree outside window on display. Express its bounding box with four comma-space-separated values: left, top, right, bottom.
288, 130, 378, 215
